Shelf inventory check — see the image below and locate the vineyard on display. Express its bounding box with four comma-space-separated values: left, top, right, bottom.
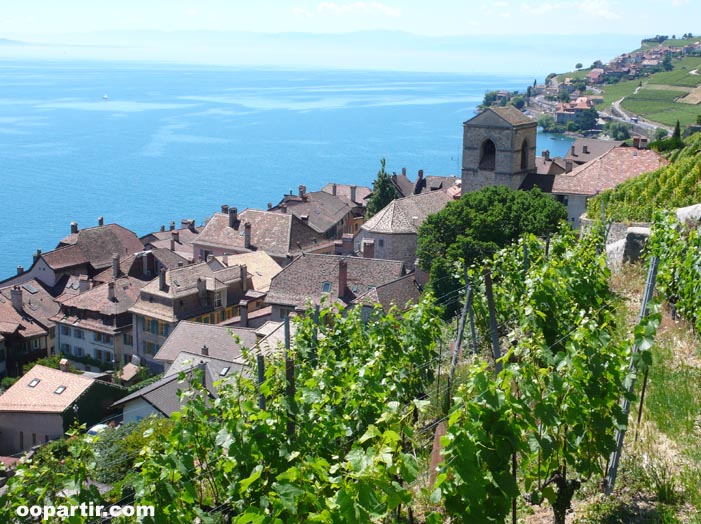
587, 132, 701, 222
0, 226, 661, 524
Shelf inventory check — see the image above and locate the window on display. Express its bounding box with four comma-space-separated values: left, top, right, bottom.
123, 333, 133, 346
60, 343, 70, 354
73, 346, 84, 357
158, 322, 169, 337
479, 139, 496, 171
220, 367, 231, 376
54, 386, 66, 395
94, 333, 113, 345
31, 339, 40, 350
61, 325, 70, 336
378, 239, 384, 248
32, 434, 37, 445
0, 347, 5, 363
321, 281, 331, 293
214, 291, 223, 308
28, 378, 40, 388
144, 341, 159, 356
73, 328, 84, 339
520, 138, 529, 170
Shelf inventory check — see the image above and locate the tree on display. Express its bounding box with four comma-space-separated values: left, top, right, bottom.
576, 107, 599, 131
603, 120, 632, 140
663, 54, 673, 71
511, 96, 525, 109
417, 185, 567, 317
697, 114, 701, 125
538, 114, 557, 132
366, 158, 399, 218
482, 90, 498, 107
591, 59, 604, 69
655, 127, 669, 141
673, 119, 681, 141
575, 62, 583, 70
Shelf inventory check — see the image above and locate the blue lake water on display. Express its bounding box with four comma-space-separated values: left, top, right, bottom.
0, 61, 573, 279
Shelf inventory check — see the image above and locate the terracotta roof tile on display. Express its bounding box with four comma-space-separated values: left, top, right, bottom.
361, 191, 451, 234
267, 254, 405, 309
0, 279, 59, 329
0, 365, 95, 413
56, 276, 145, 316
272, 191, 355, 235
553, 147, 668, 196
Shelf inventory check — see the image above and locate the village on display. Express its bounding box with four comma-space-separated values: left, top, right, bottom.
0, 76, 677, 465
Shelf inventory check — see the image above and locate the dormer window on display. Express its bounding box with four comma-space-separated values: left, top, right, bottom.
54, 386, 67, 395
28, 379, 40, 388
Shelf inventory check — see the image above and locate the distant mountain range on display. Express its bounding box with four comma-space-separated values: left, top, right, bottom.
0, 31, 642, 75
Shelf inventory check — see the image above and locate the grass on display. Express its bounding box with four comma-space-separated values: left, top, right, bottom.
601, 79, 640, 106
648, 58, 701, 88
641, 38, 701, 51
558, 69, 592, 82
620, 87, 701, 126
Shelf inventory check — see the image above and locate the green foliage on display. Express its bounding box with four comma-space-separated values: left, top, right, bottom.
621, 87, 700, 127
126, 372, 163, 393
365, 158, 398, 218
538, 114, 565, 134
603, 120, 632, 140
510, 96, 525, 110
482, 90, 498, 107
646, 211, 701, 335
0, 376, 18, 391
576, 107, 599, 131
576, 63, 583, 70
588, 133, 701, 222
417, 186, 567, 317
655, 127, 670, 141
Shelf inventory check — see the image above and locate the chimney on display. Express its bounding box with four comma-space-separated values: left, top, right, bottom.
160, 225, 166, 232
222, 253, 229, 267
583, 145, 589, 154
70, 222, 78, 234
331, 183, 337, 196
33, 249, 42, 264
239, 300, 249, 327
159, 268, 167, 292
221, 204, 229, 214
565, 160, 574, 173
402, 167, 406, 176
112, 253, 120, 280
267, 202, 273, 209
196, 278, 206, 303
298, 185, 306, 198
59, 358, 70, 373
16, 265, 23, 275
640, 137, 649, 149
418, 169, 424, 180
244, 222, 252, 249
350, 185, 357, 204
280, 203, 287, 214
98, 216, 104, 227
362, 238, 375, 259
633, 136, 641, 149
240, 264, 248, 292
78, 276, 90, 293
542, 150, 550, 161
10, 286, 22, 311
338, 259, 348, 299
170, 221, 176, 231
228, 207, 238, 227
170, 237, 175, 251
342, 233, 353, 254
108, 282, 116, 302
570, 145, 577, 156
201, 345, 209, 356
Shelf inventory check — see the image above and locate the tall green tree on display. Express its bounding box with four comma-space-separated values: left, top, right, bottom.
417, 185, 567, 317
366, 158, 399, 218
576, 107, 599, 131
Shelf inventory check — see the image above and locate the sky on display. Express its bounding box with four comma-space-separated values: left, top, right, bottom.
0, 1, 698, 73
1, 0, 697, 37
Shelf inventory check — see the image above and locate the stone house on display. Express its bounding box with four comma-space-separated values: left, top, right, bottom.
461, 106, 537, 194
552, 146, 668, 227
0, 365, 125, 454
271, 186, 364, 238
192, 207, 330, 265
0, 280, 59, 376
564, 138, 624, 166
0, 221, 144, 289
128, 259, 253, 371
265, 254, 406, 320
141, 219, 200, 263
354, 190, 452, 267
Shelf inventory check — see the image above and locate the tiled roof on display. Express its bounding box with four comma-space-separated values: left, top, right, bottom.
0, 365, 95, 413
488, 106, 536, 126
351, 274, 422, 312
215, 251, 281, 292
93, 249, 188, 284
553, 147, 668, 196
0, 279, 59, 329
43, 224, 143, 271
564, 138, 624, 164
361, 191, 451, 234
153, 321, 258, 364
0, 295, 47, 338
519, 174, 556, 192
55, 276, 145, 316
194, 210, 326, 259
165, 352, 247, 381
320, 183, 372, 206
535, 156, 567, 176
266, 254, 405, 309
273, 191, 355, 235
390, 173, 415, 198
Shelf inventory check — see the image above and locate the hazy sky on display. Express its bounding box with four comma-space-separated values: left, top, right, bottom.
2, 0, 698, 37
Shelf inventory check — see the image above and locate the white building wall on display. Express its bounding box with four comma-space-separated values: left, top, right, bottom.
122, 398, 162, 424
